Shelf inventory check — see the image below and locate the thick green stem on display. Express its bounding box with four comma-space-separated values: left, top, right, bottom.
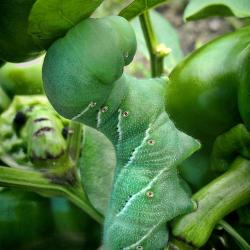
211, 124, 250, 172
66, 121, 83, 166
219, 220, 250, 249
0, 166, 103, 224
139, 11, 169, 77
171, 157, 250, 248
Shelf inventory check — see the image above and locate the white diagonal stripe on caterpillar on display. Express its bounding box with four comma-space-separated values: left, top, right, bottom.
116, 166, 168, 218
72, 102, 94, 120
117, 109, 123, 142
123, 220, 163, 250
96, 109, 102, 128
135, 148, 174, 159
123, 124, 152, 169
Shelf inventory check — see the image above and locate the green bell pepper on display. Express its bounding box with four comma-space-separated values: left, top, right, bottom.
165, 25, 250, 147
165, 25, 250, 189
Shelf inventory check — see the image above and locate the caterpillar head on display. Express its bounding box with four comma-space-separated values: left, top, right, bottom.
42, 16, 137, 122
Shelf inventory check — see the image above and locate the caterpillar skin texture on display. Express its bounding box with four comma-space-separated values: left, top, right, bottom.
43, 16, 200, 249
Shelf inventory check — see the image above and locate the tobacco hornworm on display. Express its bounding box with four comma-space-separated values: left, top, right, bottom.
43, 16, 200, 249
0, 96, 68, 169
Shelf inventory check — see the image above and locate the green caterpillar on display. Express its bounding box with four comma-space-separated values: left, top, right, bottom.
43, 16, 200, 249
0, 96, 67, 169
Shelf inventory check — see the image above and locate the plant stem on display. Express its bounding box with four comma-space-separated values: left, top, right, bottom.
66, 121, 83, 166
219, 220, 250, 250
139, 11, 169, 77
171, 157, 250, 248
0, 166, 103, 224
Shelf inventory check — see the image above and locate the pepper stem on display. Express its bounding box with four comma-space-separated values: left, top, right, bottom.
139, 11, 170, 77
171, 157, 250, 248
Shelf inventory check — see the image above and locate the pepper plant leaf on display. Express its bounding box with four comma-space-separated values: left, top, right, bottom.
28, 0, 103, 48
119, 0, 169, 20
184, 0, 250, 21
79, 127, 115, 215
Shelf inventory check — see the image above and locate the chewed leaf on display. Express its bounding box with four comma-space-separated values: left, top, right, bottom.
79, 127, 115, 215
28, 0, 103, 48
119, 0, 169, 20
184, 0, 250, 21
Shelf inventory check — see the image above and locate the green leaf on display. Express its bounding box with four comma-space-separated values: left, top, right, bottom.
0, 0, 42, 63
28, 0, 103, 48
93, 0, 128, 16
79, 127, 115, 215
130, 11, 183, 74
119, 0, 169, 20
184, 0, 250, 21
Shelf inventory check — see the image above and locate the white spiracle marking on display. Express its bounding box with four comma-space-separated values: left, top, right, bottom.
72, 103, 92, 121
96, 110, 102, 128
117, 109, 123, 142
116, 167, 166, 218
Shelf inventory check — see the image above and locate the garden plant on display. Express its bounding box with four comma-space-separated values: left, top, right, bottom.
0, 0, 249, 249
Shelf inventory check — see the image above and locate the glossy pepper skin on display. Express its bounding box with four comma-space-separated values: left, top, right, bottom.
165, 25, 250, 147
